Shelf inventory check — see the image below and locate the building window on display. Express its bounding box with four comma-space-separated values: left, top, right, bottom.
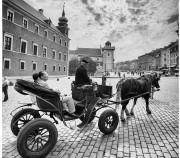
35, 24, 39, 34
53, 35, 56, 42
44, 64, 47, 71
52, 50, 56, 59
60, 38, 62, 45
7, 10, 14, 22
4, 58, 11, 69
59, 65, 61, 71
64, 54, 66, 61
44, 30, 48, 37
21, 39, 28, 53
53, 65, 56, 71
64, 66, 66, 72
43, 46, 47, 58
4, 33, 13, 50
33, 62, 37, 70
23, 18, 28, 28
59, 52, 61, 60
20, 60, 26, 70
33, 43, 38, 56
65, 41, 67, 47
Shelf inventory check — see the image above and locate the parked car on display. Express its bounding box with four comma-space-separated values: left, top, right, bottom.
174, 69, 179, 77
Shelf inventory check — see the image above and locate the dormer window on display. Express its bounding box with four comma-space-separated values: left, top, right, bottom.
44, 18, 52, 26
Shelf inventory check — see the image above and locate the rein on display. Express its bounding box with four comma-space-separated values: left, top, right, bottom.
109, 89, 160, 104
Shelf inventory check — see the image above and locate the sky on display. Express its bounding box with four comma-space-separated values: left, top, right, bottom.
24, 0, 179, 62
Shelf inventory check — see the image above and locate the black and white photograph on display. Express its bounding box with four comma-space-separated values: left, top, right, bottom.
2, 0, 179, 157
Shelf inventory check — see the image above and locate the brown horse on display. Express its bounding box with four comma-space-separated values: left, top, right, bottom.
116, 73, 160, 122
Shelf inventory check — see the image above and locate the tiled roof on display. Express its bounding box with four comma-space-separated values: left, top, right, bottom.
8, 0, 61, 33
69, 50, 77, 55
77, 48, 102, 56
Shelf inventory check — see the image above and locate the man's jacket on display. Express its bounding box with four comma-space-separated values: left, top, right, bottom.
75, 65, 91, 86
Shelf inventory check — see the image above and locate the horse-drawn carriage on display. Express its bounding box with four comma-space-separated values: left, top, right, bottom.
10, 73, 160, 158
10, 79, 119, 158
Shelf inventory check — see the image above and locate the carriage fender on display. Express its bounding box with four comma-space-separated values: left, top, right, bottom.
77, 97, 101, 128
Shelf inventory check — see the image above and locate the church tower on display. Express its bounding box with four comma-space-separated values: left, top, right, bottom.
102, 41, 115, 72
57, 3, 69, 37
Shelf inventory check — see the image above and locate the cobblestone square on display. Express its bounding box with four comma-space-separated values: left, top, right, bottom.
2, 76, 179, 158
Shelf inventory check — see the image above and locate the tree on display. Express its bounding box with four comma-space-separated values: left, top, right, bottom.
80, 56, 97, 75
68, 58, 79, 75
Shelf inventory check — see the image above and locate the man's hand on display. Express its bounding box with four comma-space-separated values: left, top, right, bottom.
55, 89, 61, 93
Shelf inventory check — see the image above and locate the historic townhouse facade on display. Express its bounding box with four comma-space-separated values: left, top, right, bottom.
170, 41, 179, 69
160, 46, 171, 69
2, 0, 70, 77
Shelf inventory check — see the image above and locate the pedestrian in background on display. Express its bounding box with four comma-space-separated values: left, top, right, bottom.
2, 76, 9, 102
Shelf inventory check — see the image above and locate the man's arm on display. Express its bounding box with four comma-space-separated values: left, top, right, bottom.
82, 69, 92, 83
2, 80, 8, 87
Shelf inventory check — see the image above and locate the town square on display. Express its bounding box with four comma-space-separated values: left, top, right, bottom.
2, 75, 179, 158
2, 0, 179, 158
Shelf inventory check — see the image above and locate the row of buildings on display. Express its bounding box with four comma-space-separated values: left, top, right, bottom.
3, 0, 70, 78
114, 40, 179, 75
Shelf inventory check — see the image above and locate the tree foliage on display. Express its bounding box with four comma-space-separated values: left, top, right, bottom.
69, 56, 97, 75
68, 58, 79, 75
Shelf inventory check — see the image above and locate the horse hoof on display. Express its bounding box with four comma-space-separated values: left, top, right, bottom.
121, 119, 126, 122
130, 112, 134, 116
147, 111, 151, 114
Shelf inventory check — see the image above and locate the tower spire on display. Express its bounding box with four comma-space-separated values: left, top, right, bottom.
62, 2, 65, 17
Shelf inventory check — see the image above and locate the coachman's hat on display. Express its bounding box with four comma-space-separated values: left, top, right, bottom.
81, 59, 89, 63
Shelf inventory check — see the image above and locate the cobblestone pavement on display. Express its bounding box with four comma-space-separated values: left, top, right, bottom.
2, 76, 179, 158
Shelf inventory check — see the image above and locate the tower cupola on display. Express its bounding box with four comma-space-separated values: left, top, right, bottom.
57, 3, 69, 37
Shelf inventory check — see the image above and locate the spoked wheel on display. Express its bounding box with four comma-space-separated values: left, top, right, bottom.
11, 108, 40, 136
17, 118, 58, 158
79, 107, 96, 123
98, 109, 119, 135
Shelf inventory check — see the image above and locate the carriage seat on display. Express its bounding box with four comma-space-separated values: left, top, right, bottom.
98, 91, 110, 99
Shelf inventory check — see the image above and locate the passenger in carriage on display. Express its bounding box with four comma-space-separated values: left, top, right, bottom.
37, 71, 78, 117
32, 72, 40, 83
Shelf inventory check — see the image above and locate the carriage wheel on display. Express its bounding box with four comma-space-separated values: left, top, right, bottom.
11, 108, 40, 136
17, 118, 58, 158
98, 109, 119, 135
79, 108, 96, 123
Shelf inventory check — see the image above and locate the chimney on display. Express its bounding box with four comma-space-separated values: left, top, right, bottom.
38, 9, 43, 14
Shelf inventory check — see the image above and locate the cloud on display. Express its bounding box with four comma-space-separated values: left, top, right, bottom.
24, 0, 178, 62
80, 0, 104, 26
126, 0, 150, 8
119, 16, 126, 23
106, 30, 123, 42
128, 8, 146, 15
